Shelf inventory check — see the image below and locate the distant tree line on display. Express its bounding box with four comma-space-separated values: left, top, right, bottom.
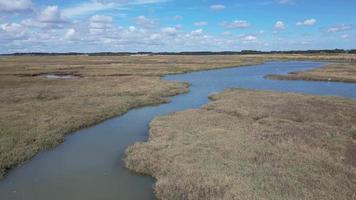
2, 49, 356, 56
6, 52, 87, 56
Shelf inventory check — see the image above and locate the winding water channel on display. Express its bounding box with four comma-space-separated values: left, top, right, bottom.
0, 61, 355, 200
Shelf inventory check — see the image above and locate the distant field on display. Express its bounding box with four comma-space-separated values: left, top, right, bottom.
125, 89, 356, 200
266, 62, 356, 83
0, 54, 355, 179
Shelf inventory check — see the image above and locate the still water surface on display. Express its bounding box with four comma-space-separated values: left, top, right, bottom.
0, 61, 355, 200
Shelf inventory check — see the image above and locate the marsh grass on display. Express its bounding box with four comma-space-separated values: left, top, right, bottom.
266, 62, 356, 83
1, 54, 355, 179
125, 89, 356, 200
0, 55, 266, 179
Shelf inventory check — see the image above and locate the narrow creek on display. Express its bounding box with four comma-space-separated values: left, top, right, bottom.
0, 61, 355, 200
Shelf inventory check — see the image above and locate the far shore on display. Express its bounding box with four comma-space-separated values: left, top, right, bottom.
265, 62, 356, 83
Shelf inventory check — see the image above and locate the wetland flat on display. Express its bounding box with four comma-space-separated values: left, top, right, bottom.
1, 59, 356, 200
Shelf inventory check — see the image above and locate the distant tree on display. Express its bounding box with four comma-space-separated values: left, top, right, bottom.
349, 49, 356, 54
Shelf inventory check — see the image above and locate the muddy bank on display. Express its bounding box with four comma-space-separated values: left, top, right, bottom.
125, 89, 356, 200
266, 62, 356, 83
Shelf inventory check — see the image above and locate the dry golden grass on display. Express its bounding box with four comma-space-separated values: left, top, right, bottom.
1, 53, 355, 180
125, 89, 356, 200
266, 62, 356, 83
0, 55, 265, 179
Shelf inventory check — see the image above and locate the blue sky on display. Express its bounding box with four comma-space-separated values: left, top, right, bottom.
0, 0, 355, 53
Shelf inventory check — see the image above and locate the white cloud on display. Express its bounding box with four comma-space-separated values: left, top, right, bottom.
21, 5, 68, 29
0, 20, 291, 53
0, 0, 33, 12
0, 0, 351, 54
221, 31, 231, 36
62, 1, 115, 18
0, 22, 26, 36
0, 22, 28, 42
296, 18, 316, 26
135, 15, 155, 28
278, 0, 295, 5
194, 21, 208, 27
340, 34, 349, 39
222, 20, 250, 29
190, 29, 203, 36
90, 15, 113, 24
128, 26, 137, 32
234, 33, 259, 43
161, 27, 178, 36
97, 0, 169, 5
1, 9, 268, 53
243, 35, 257, 41
89, 15, 113, 34
62, 0, 169, 18
210, 4, 225, 11
64, 28, 76, 40
274, 21, 286, 30
327, 24, 352, 33
39, 6, 65, 23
